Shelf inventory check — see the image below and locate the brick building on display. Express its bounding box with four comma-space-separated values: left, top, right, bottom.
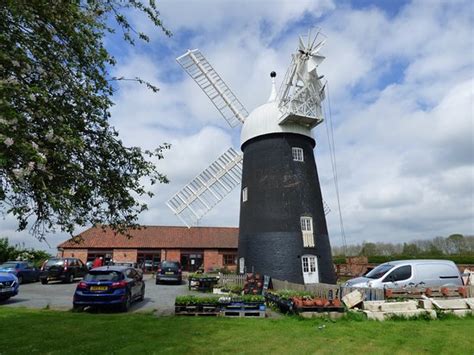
57, 226, 238, 272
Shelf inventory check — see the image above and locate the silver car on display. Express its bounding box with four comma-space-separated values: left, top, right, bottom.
344, 259, 463, 288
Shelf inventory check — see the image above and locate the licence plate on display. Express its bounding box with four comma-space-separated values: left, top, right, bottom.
90, 286, 108, 291
165, 272, 174, 275
0, 287, 12, 293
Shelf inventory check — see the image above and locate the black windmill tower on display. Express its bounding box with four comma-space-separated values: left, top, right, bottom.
168, 29, 336, 284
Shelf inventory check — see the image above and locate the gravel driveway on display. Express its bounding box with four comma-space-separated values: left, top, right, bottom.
1, 275, 195, 315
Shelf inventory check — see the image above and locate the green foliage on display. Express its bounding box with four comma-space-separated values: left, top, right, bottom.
237, 295, 265, 303
0, 1, 171, 240
269, 289, 314, 300
359, 242, 378, 256
0, 237, 51, 264
175, 295, 221, 306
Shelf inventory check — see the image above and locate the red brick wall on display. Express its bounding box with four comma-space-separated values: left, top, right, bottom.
204, 249, 221, 272
113, 249, 138, 263
62, 249, 88, 264
164, 249, 181, 262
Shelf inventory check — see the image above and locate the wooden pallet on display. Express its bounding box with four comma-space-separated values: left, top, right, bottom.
175, 311, 220, 317
221, 309, 265, 318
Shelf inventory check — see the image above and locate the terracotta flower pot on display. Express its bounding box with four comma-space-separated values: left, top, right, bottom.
331, 298, 342, 307
292, 297, 304, 308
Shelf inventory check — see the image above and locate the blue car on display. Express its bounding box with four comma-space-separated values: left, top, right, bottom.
0, 261, 40, 284
73, 266, 145, 312
0, 272, 19, 302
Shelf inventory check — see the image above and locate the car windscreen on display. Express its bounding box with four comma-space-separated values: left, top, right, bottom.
45, 259, 64, 266
84, 271, 122, 282
161, 261, 179, 269
0, 262, 18, 269
365, 264, 394, 279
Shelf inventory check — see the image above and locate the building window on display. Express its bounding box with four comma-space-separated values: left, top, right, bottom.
292, 147, 304, 162
242, 187, 248, 202
223, 254, 237, 266
300, 216, 314, 247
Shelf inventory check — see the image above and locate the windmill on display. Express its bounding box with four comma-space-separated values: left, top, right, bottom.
167, 29, 336, 284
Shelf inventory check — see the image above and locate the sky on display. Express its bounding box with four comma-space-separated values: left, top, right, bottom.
2, 0, 473, 253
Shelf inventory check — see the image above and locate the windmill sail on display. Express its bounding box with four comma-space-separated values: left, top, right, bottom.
278, 29, 326, 129
176, 49, 249, 128
167, 147, 243, 227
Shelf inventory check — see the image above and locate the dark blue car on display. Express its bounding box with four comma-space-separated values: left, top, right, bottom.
73, 266, 145, 312
0, 261, 40, 284
0, 272, 19, 301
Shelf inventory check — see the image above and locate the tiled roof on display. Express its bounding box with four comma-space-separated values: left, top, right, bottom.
58, 225, 238, 249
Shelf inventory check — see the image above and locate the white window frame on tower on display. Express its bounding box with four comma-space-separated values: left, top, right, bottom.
242, 187, 248, 202
292, 147, 304, 162
300, 216, 314, 247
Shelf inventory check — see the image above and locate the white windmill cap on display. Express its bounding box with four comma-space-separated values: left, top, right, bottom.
240, 72, 313, 148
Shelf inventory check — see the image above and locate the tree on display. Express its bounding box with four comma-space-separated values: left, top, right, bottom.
402, 243, 419, 256
446, 234, 466, 254
359, 242, 377, 256
0, 1, 171, 240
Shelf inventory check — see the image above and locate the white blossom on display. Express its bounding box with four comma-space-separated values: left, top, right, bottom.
12, 168, 24, 178
45, 129, 54, 140
29, 94, 36, 102
4, 137, 14, 147
31, 142, 39, 150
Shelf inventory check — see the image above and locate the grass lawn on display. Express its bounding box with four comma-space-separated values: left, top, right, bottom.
0, 308, 473, 354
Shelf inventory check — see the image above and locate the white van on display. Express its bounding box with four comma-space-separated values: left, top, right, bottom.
344, 259, 463, 288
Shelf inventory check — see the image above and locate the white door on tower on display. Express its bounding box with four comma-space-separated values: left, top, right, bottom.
301, 255, 319, 284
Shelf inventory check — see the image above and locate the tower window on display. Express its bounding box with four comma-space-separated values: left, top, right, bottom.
300, 216, 314, 247
242, 187, 248, 202
292, 147, 304, 162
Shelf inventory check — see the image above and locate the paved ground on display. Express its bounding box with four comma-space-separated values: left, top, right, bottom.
1, 275, 195, 315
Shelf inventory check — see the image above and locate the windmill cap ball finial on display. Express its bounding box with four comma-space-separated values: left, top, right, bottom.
270, 71, 276, 78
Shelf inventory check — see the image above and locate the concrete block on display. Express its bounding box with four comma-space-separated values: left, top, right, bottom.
342, 290, 364, 309
454, 309, 472, 317
363, 301, 384, 312
363, 310, 385, 321
431, 299, 468, 310
380, 300, 417, 312
465, 299, 474, 310
419, 299, 433, 309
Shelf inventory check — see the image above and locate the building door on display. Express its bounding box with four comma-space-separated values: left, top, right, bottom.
301, 255, 319, 284
180, 252, 203, 272
137, 251, 161, 273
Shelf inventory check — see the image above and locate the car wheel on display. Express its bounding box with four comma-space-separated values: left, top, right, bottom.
68, 273, 75, 283
40, 278, 48, 285
120, 293, 131, 312
17, 275, 23, 284
155, 279, 160, 285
